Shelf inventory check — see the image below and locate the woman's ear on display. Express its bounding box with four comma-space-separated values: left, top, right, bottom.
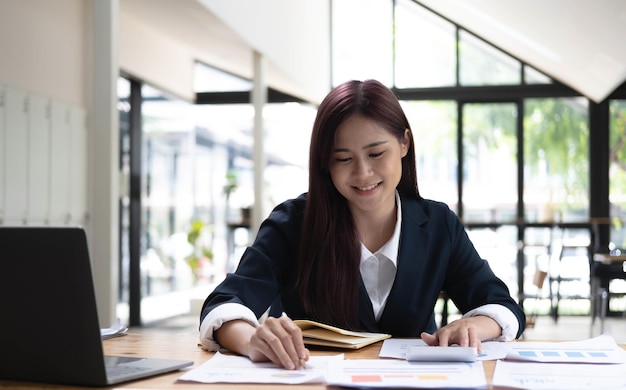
401, 128, 411, 157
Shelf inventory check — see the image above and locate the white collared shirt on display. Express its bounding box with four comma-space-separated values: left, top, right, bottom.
359, 192, 403, 321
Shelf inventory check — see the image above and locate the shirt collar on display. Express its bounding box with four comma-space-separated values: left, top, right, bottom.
360, 191, 402, 266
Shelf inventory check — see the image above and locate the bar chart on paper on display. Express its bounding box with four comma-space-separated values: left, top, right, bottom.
493, 360, 626, 389
325, 359, 487, 389
504, 334, 626, 364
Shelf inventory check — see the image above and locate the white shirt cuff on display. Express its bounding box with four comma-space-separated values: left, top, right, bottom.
198, 303, 260, 351
462, 304, 520, 341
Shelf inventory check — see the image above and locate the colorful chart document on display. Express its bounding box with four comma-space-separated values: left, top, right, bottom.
493, 360, 626, 389
504, 334, 626, 364
325, 359, 487, 389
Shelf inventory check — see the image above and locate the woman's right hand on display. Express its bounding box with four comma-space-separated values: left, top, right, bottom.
247, 316, 310, 370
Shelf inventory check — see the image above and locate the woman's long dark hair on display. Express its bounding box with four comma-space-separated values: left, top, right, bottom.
297, 79, 421, 329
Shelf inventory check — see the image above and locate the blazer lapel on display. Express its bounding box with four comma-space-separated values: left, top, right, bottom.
357, 277, 380, 332
377, 198, 433, 334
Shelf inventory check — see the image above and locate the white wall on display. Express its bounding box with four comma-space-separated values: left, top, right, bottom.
0, 0, 88, 107
119, 10, 196, 102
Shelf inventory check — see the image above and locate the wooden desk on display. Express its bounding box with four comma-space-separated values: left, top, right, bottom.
0, 330, 491, 389
1, 330, 624, 389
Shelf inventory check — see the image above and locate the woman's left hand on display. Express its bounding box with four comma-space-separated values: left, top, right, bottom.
420, 315, 501, 353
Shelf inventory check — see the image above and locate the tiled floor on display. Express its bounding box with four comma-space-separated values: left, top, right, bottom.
524, 315, 626, 343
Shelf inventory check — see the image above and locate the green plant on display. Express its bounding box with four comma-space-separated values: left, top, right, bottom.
184, 219, 214, 283
223, 170, 239, 202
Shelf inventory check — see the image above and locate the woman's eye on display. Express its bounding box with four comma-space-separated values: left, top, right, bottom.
336, 157, 351, 163
370, 151, 384, 158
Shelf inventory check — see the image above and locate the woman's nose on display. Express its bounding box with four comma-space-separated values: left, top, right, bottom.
353, 159, 372, 177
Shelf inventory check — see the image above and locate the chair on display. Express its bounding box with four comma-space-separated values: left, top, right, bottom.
590, 254, 626, 333
547, 227, 592, 322
526, 269, 548, 329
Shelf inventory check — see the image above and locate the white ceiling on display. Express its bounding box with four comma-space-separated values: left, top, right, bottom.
417, 0, 626, 102
121, 0, 626, 104
119, 0, 329, 104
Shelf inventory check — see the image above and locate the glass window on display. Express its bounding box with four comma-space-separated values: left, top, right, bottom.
462, 103, 519, 297
332, 0, 393, 86
182, 104, 254, 273
128, 90, 315, 324
193, 62, 252, 92
140, 86, 202, 322
610, 99, 626, 248
524, 98, 589, 222
459, 30, 521, 86
394, 0, 456, 88
463, 103, 518, 223
524, 65, 552, 85
402, 100, 458, 211
523, 226, 553, 314
263, 102, 315, 203
117, 77, 131, 312
467, 226, 519, 299
135, 86, 263, 323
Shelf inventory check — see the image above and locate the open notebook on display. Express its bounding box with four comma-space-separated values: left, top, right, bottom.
0, 227, 193, 386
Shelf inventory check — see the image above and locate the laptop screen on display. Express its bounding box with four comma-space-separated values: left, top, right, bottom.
0, 227, 109, 385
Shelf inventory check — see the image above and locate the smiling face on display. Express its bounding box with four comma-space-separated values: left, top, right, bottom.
329, 114, 410, 219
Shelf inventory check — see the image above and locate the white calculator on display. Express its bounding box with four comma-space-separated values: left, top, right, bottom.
405, 346, 477, 362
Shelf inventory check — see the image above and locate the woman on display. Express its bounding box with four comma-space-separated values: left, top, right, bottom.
199, 79, 525, 370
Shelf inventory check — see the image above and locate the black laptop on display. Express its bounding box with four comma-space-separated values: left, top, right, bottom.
0, 226, 193, 386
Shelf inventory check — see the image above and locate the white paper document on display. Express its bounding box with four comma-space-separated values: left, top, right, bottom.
326, 359, 487, 389
177, 352, 342, 385
504, 334, 626, 363
492, 360, 626, 389
100, 317, 128, 340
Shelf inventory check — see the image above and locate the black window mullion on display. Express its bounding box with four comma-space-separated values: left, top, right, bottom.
128, 79, 143, 327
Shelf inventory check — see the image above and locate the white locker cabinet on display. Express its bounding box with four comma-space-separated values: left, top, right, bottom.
69, 106, 87, 225
28, 94, 52, 224
0, 84, 5, 223
49, 100, 71, 224
4, 86, 28, 224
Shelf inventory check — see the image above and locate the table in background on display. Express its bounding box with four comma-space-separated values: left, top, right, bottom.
591, 253, 626, 329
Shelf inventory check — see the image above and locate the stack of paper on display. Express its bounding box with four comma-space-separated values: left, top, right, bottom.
100, 318, 128, 340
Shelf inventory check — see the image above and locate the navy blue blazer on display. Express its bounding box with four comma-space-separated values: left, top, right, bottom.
200, 193, 526, 338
